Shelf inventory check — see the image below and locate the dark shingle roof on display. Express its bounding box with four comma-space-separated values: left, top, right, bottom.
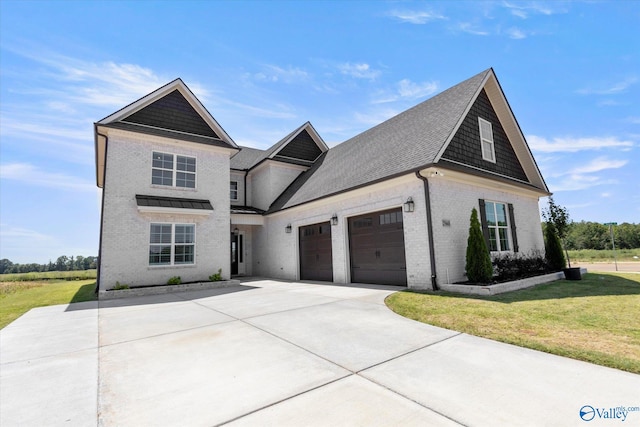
136, 194, 213, 210
230, 206, 265, 215
268, 69, 491, 212
102, 122, 233, 150
230, 146, 266, 170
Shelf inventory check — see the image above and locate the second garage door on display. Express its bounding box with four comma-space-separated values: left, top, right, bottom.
299, 222, 333, 281
348, 208, 407, 286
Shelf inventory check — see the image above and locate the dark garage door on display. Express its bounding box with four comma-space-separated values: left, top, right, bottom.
299, 222, 333, 281
349, 208, 407, 286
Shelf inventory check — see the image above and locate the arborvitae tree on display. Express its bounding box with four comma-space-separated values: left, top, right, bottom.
544, 221, 566, 271
465, 208, 493, 283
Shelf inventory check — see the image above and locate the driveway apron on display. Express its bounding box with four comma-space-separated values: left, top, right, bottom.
1, 279, 639, 426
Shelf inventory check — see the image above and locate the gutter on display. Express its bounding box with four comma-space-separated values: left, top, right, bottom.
415, 171, 438, 291
95, 128, 108, 294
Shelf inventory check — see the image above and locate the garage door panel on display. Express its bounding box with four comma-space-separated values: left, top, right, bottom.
348, 208, 407, 286
299, 222, 333, 282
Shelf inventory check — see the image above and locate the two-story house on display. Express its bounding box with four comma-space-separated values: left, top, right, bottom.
95, 68, 549, 293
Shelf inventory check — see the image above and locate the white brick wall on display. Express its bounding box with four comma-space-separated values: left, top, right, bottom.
248, 162, 305, 211
428, 173, 545, 285
253, 175, 434, 289
252, 171, 544, 290
99, 130, 232, 290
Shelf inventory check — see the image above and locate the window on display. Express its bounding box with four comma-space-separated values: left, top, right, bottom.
484, 201, 510, 252
152, 152, 196, 188
230, 181, 238, 200
380, 211, 403, 225
478, 118, 495, 163
149, 223, 195, 265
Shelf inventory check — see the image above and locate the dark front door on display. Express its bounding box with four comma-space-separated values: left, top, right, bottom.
299, 222, 333, 281
231, 233, 239, 275
348, 208, 407, 286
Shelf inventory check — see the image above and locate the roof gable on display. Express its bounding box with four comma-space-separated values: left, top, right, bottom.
97, 78, 237, 148
440, 88, 528, 182
122, 89, 220, 138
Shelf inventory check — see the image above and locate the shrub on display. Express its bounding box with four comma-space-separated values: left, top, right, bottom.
544, 222, 566, 271
465, 208, 493, 283
167, 276, 181, 285
492, 251, 549, 281
112, 281, 130, 290
209, 269, 223, 282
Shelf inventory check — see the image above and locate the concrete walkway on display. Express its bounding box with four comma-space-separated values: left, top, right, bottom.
1, 279, 639, 426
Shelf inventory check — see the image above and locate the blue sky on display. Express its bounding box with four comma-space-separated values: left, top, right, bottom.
1, 1, 638, 264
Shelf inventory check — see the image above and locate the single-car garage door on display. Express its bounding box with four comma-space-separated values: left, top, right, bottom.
299, 222, 333, 281
349, 208, 407, 286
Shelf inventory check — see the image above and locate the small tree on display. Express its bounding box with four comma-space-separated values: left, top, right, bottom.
466, 208, 493, 283
542, 196, 572, 267
544, 222, 566, 271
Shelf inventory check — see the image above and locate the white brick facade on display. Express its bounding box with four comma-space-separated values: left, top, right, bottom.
99, 130, 232, 290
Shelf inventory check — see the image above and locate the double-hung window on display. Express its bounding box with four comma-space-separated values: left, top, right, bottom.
152, 152, 196, 188
230, 181, 238, 200
484, 201, 510, 252
149, 223, 195, 265
478, 118, 496, 163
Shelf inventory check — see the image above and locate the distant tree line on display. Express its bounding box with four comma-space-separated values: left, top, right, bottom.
542, 222, 640, 250
0, 256, 98, 275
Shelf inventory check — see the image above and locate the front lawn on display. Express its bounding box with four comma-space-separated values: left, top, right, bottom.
0, 279, 97, 329
386, 272, 640, 374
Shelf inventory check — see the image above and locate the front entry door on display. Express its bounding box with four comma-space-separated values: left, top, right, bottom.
231, 233, 244, 275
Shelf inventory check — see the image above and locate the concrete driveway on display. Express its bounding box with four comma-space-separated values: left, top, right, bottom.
1, 279, 639, 426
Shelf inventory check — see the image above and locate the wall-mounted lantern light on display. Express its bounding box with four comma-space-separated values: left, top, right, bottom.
285, 224, 292, 233
404, 197, 415, 213
331, 214, 338, 226
233, 227, 239, 236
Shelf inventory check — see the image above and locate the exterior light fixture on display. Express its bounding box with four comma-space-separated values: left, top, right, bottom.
285, 224, 292, 233
233, 227, 239, 236
331, 214, 338, 226
404, 197, 415, 213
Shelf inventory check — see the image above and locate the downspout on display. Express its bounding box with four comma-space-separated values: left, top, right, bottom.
243, 171, 248, 207
415, 171, 438, 290
95, 129, 109, 295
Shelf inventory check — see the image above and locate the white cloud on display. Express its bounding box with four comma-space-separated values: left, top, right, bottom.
372, 79, 439, 104
506, 27, 527, 39
527, 135, 634, 153
388, 10, 446, 24
502, 2, 562, 19
455, 22, 490, 36
577, 77, 638, 96
0, 224, 52, 241
567, 157, 627, 175
252, 65, 309, 84
0, 163, 95, 192
338, 63, 381, 80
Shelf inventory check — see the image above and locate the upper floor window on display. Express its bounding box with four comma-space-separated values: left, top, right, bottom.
152, 152, 196, 188
478, 118, 496, 163
230, 181, 238, 200
484, 201, 510, 252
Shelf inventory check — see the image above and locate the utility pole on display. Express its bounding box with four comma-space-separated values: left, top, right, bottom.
604, 222, 618, 271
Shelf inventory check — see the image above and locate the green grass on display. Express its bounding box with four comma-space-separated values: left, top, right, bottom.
386, 272, 640, 374
0, 269, 97, 282
0, 279, 97, 329
568, 248, 640, 262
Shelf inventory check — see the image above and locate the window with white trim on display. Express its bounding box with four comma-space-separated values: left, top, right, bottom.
230, 181, 238, 200
149, 223, 195, 265
478, 118, 495, 163
152, 152, 196, 188
484, 201, 510, 252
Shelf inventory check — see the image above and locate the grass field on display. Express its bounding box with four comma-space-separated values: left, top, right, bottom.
0, 279, 96, 329
0, 269, 97, 282
568, 248, 640, 262
386, 272, 640, 374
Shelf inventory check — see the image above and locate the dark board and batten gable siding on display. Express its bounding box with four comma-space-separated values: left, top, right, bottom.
122, 89, 220, 138
441, 89, 528, 182
273, 129, 323, 163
